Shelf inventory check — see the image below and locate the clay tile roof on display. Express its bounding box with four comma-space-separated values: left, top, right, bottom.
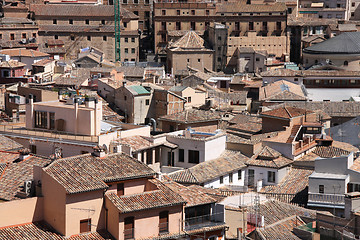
255, 217, 305, 240
32, 58, 53, 67
259, 80, 307, 101
162, 180, 217, 207
0, 222, 114, 239
29, 4, 138, 19
106, 178, 185, 213
170, 31, 205, 49
120, 135, 177, 152
312, 146, 350, 158
216, 1, 287, 13
46, 39, 64, 46
246, 146, 293, 168
0, 49, 49, 58
44, 153, 155, 194
0, 60, 26, 68
0, 135, 22, 151
168, 150, 248, 184
0, 154, 51, 201
159, 109, 222, 123
261, 167, 314, 194
261, 106, 313, 120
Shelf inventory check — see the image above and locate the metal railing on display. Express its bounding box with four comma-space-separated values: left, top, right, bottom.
184, 213, 225, 231
308, 193, 345, 205
0, 123, 99, 143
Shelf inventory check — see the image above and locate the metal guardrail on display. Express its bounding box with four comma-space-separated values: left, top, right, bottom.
0, 124, 99, 143
308, 193, 345, 204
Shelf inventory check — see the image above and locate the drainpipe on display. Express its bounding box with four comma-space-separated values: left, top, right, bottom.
74, 98, 78, 135
29, 94, 34, 128
94, 98, 98, 136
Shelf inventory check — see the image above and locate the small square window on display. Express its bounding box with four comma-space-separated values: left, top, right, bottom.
22, 33, 26, 39
125, 48, 128, 54
145, 99, 150, 105
131, 48, 135, 53
70, 36, 75, 41
53, 19, 57, 24
87, 36, 91, 41
103, 36, 107, 41
198, 59, 201, 62
134, 11, 138, 16
319, 185, 324, 193
131, 37, 135, 42
69, 19, 73, 25
10, 33, 14, 40
125, 37, 128, 43
124, 22, 127, 28
162, 10, 166, 15
101, 20, 106, 25
54, 35, 58, 40
85, 19, 89, 25
32, 33, 36, 38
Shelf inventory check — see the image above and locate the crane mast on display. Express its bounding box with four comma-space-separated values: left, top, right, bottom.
114, 0, 121, 62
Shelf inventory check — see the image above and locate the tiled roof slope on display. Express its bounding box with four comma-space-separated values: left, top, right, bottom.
159, 109, 222, 123
260, 80, 307, 101
162, 180, 217, 207
0, 222, 114, 239
303, 32, 360, 54
168, 150, 248, 184
216, 1, 286, 13
261, 167, 313, 194
256, 217, 304, 240
171, 31, 205, 49
106, 179, 185, 213
247, 146, 293, 168
312, 146, 350, 158
261, 106, 313, 119
249, 200, 316, 226
29, 4, 138, 19
44, 153, 155, 194
0, 60, 26, 68
0, 154, 51, 201
0, 49, 49, 57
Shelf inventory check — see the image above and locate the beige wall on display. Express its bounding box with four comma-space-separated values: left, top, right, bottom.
168, 50, 214, 73
42, 170, 67, 235
173, 87, 206, 109
65, 190, 105, 236
0, 197, 44, 228
225, 207, 247, 238
303, 52, 360, 71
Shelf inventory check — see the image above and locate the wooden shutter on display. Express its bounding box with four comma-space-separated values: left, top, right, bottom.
80, 219, 90, 233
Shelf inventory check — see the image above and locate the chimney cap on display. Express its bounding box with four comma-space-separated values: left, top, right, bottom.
19, 148, 31, 155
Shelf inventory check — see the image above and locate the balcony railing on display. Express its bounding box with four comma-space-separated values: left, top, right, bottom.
308, 193, 345, 205
293, 136, 317, 155
0, 123, 99, 143
184, 214, 225, 231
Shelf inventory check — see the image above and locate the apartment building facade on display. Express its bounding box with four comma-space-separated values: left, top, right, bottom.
29, 4, 140, 62
154, 1, 289, 69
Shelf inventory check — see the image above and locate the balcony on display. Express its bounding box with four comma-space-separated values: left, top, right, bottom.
293, 135, 317, 155
184, 214, 225, 232
308, 193, 345, 208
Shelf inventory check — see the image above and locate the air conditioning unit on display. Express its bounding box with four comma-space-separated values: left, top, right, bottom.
24, 180, 33, 196
20, 39, 27, 44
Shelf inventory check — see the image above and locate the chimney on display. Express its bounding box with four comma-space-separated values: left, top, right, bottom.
345, 192, 360, 219
74, 97, 79, 135
18, 148, 31, 161
85, 97, 95, 108
123, 81, 127, 87
29, 94, 34, 128
92, 145, 107, 158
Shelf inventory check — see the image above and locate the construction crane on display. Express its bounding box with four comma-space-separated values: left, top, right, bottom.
114, 0, 121, 62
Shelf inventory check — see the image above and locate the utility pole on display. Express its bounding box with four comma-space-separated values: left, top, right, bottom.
114, 0, 121, 62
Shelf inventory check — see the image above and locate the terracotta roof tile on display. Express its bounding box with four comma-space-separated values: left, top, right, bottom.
261, 106, 313, 119
246, 146, 293, 168
106, 179, 185, 213
0, 154, 51, 201
0, 60, 25, 68
168, 150, 248, 184
0, 49, 49, 58
312, 146, 350, 158
32, 58, 54, 67
256, 217, 304, 240
159, 109, 222, 124
170, 31, 205, 49
44, 153, 155, 194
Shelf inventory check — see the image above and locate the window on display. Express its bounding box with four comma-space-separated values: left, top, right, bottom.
198, 58, 201, 63
162, 10, 166, 15
101, 19, 106, 25
134, 0, 138, 3
267, 171, 276, 183
53, 19, 57, 24
187, 97, 191, 103
32, 33, 36, 38
117, 183, 124, 196
188, 150, 199, 164
10, 33, 14, 40
344, 61, 349, 66
178, 149, 184, 162
103, 36, 107, 41
256, 57, 260, 62
145, 99, 150, 105
176, 22, 181, 30
131, 48, 135, 54
206, 10, 209, 15
220, 176, 223, 184
159, 211, 169, 233
125, 37, 128, 43
238, 170, 242, 180
71, 36, 75, 41
131, 58, 135, 61
125, 48, 128, 54
85, 19, 89, 25
30, 145, 36, 154
124, 22, 127, 28
123, 0, 127, 3
191, 21, 195, 30
49, 112, 55, 130
145, 0, 149, 4
21, 33, 26, 39
177, 10, 180, 15
352, 2, 355, 6
131, 37, 135, 42
87, 36, 91, 41
35, 111, 47, 129
146, 149, 153, 164
319, 185, 324, 193
80, 219, 91, 233
69, 19, 73, 25
191, 10, 195, 15
124, 217, 134, 239
229, 173, 233, 183
276, 21, 282, 31
0, 34, 2, 40
54, 35, 58, 40
262, 21, 268, 31
134, 11, 138, 16
161, 22, 166, 30
249, 22, 254, 31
